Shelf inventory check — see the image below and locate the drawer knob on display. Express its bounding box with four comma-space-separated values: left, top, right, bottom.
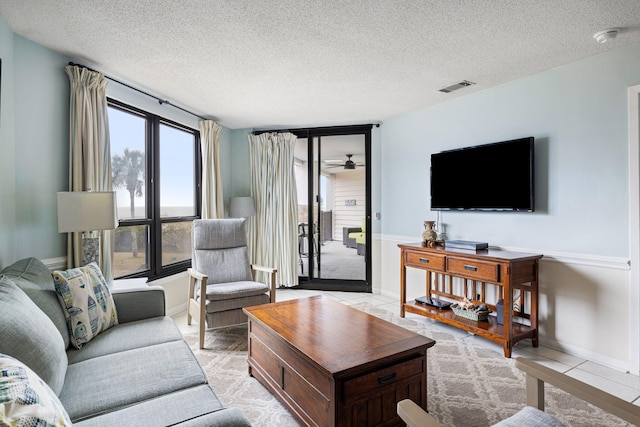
464, 265, 477, 271
378, 372, 397, 385
419, 258, 430, 263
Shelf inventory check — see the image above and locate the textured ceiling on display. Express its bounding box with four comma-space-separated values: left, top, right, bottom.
2, 1, 640, 129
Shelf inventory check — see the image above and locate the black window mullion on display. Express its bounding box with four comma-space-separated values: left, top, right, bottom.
150, 117, 162, 277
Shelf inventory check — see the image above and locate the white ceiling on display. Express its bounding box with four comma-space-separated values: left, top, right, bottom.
2, 1, 640, 130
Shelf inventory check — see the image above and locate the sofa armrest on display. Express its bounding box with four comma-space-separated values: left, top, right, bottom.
112, 286, 166, 323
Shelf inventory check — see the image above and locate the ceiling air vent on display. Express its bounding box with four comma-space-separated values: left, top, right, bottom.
439, 80, 475, 93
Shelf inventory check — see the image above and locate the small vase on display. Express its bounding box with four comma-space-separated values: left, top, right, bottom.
437, 223, 447, 241
422, 221, 437, 244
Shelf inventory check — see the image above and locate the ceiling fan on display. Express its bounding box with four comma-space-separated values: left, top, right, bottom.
324, 154, 365, 170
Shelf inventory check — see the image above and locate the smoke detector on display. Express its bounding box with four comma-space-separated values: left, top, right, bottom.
593, 28, 620, 44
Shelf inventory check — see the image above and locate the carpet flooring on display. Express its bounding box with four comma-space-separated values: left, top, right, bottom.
182, 302, 632, 427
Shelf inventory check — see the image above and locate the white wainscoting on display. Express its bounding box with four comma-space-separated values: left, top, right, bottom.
371, 235, 633, 372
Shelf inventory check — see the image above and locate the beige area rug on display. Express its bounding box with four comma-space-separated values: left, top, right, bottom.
182, 302, 632, 427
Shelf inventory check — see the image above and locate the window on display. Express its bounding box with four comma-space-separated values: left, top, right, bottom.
108, 99, 201, 279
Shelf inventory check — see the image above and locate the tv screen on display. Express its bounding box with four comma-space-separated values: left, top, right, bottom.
430, 137, 535, 212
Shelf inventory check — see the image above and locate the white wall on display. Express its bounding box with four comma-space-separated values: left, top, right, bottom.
377, 42, 640, 371
332, 169, 366, 240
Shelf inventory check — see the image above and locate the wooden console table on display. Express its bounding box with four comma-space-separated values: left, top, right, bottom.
399, 243, 542, 357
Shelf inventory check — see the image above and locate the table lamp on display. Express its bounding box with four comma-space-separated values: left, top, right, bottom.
57, 191, 118, 265
229, 196, 256, 218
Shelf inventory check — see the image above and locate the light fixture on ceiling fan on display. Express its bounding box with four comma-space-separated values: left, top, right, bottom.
324, 154, 365, 170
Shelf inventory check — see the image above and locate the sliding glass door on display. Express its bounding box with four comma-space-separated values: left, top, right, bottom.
293, 126, 371, 292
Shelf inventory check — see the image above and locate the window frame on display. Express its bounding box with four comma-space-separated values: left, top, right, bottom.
108, 98, 202, 280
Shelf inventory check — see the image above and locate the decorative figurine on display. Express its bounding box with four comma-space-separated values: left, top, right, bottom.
422, 221, 437, 246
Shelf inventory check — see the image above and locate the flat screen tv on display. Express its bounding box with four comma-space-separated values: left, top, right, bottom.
430, 137, 535, 212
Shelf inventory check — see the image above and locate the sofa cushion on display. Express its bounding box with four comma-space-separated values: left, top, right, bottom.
0, 354, 72, 427
73, 384, 226, 427
67, 316, 182, 364
0, 276, 68, 395
60, 340, 208, 422
52, 262, 118, 349
0, 257, 70, 348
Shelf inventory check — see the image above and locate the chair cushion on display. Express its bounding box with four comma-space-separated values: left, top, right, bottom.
0, 276, 68, 395
0, 354, 72, 427
492, 406, 567, 427
202, 280, 269, 301
0, 257, 71, 348
205, 293, 270, 314
52, 263, 119, 349
194, 247, 253, 284
192, 218, 247, 250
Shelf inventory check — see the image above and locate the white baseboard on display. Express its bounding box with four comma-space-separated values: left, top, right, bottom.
167, 302, 187, 317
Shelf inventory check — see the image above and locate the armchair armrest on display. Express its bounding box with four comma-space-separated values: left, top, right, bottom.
397, 399, 441, 427
112, 286, 166, 323
515, 358, 640, 426
251, 264, 277, 303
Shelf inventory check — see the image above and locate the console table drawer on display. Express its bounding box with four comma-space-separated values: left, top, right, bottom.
446, 257, 500, 282
342, 356, 424, 402
405, 250, 445, 271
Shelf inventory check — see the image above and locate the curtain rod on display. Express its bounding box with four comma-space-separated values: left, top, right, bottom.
68, 62, 209, 121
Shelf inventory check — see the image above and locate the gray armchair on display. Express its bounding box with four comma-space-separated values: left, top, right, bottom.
187, 218, 276, 349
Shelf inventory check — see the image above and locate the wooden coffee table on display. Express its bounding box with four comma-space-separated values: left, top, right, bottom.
243, 296, 435, 426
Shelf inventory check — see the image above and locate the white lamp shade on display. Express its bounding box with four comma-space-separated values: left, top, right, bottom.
57, 191, 119, 232
229, 196, 256, 218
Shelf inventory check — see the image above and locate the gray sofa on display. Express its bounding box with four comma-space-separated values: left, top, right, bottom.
0, 257, 251, 426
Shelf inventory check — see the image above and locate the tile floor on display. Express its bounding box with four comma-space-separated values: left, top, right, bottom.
172, 287, 640, 407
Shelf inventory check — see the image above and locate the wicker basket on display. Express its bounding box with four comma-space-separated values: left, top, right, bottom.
451, 304, 491, 321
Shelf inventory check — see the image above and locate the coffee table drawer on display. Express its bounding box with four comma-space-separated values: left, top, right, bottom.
343, 356, 424, 402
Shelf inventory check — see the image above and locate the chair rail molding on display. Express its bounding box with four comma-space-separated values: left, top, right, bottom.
379, 234, 630, 270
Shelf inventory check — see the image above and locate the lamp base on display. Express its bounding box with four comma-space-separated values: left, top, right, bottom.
82, 231, 100, 266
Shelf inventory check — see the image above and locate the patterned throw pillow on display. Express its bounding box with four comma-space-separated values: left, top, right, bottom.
52, 263, 118, 349
0, 354, 72, 427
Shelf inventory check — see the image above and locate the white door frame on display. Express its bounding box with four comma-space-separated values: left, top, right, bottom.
629, 84, 640, 375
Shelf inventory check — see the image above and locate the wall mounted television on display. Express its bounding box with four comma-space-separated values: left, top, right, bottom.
430, 137, 535, 212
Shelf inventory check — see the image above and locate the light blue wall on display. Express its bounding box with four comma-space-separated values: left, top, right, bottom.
0, 16, 16, 267
0, 17, 70, 268
229, 128, 252, 198
381, 43, 640, 258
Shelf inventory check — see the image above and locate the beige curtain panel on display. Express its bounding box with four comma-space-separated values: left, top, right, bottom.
199, 120, 223, 219
248, 132, 299, 287
65, 65, 115, 281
